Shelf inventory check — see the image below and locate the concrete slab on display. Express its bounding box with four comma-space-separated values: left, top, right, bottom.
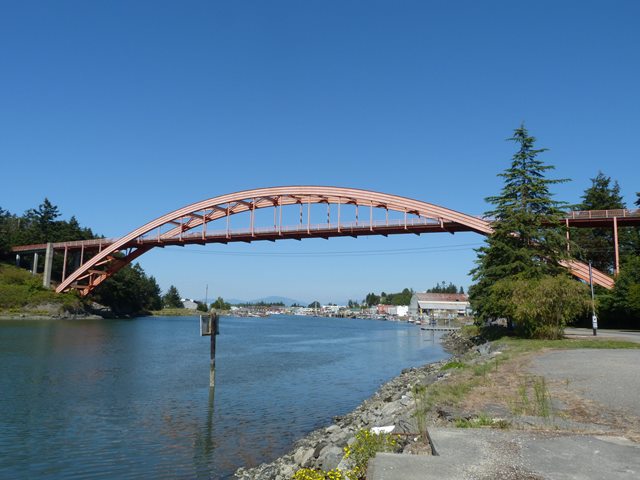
368, 428, 640, 480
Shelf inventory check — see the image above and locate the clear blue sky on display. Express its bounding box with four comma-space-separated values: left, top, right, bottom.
2, 1, 639, 304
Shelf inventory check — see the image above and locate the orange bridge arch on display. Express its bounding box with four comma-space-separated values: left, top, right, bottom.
50, 186, 613, 295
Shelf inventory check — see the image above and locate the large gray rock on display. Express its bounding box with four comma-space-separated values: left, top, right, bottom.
379, 401, 403, 423
318, 445, 344, 471
293, 447, 315, 467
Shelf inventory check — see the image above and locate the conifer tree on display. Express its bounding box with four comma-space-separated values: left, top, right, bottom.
572, 172, 626, 273
469, 125, 570, 323
162, 285, 184, 308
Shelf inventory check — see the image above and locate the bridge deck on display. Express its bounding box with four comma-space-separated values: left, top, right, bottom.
11, 209, 640, 254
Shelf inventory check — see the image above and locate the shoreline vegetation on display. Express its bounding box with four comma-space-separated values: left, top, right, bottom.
234, 327, 640, 480
150, 307, 201, 316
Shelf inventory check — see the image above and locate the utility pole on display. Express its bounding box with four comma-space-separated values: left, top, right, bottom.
589, 261, 597, 336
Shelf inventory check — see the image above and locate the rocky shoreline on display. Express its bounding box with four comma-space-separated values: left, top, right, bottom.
0, 311, 104, 321
234, 331, 477, 479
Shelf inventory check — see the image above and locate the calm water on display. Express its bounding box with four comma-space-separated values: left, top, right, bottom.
0, 315, 447, 479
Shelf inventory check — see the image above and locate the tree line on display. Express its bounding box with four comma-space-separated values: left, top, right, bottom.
469, 125, 640, 337
360, 288, 414, 307
572, 174, 640, 327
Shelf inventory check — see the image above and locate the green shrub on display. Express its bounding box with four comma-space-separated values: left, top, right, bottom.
442, 361, 466, 370
293, 469, 346, 480
293, 429, 400, 480
343, 429, 400, 479
490, 275, 590, 339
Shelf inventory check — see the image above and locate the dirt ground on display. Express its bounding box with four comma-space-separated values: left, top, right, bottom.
451, 348, 640, 442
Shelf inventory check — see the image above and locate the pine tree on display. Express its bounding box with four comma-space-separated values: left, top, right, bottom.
25, 198, 61, 242
469, 125, 570, 323
572, 172, 626, 273
162, 285, 184, 308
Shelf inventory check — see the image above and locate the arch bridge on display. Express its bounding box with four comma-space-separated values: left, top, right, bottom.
13, 186, 636, 295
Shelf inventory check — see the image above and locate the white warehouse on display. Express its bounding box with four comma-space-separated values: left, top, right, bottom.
408, 292, 470, 317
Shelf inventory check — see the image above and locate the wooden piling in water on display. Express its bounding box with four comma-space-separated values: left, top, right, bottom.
209, 313, 219, 388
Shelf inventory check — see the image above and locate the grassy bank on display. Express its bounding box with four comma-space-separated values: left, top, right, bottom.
0, 263, 83, 315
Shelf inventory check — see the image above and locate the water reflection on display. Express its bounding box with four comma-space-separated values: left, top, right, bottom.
192, 387, 217, 479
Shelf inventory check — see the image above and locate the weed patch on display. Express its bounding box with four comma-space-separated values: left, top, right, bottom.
455, 413, 511, 429
511, 376, 552, 418
441, 361, 467, 370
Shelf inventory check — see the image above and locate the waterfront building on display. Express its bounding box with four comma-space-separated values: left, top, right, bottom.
377, 304, 393, 315
408, 292, 470, 318
394, 305, 409, 317
377, 305, 409, 317
181, 298, 199, 309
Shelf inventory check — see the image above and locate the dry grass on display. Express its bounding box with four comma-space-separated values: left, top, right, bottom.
430, 339, 640, 442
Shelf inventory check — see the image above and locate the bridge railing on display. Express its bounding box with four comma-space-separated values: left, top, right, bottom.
12, 237, 119, 252
133, 218, 441, 243
564, 208, 640, 219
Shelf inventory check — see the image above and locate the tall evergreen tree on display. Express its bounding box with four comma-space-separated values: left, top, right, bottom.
25, 198, 61, 242
572, 172, 626, 272
162, 285, 184, 308
469, 125, 570, 323
580, 172, 624, 210
365, 292, 380, 306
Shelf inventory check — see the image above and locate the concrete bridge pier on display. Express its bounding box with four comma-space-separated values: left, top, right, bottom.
32, 252, 38, 275
72, 250, 81, 271
43, 243, 53, 289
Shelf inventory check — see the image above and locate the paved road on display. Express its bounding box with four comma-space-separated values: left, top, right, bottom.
530, 349, 640, 415
564, 327, 640, 343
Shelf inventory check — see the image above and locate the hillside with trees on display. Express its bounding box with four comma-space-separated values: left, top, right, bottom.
0, 199, 164, 317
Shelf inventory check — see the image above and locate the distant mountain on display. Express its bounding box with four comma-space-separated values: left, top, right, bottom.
223, 296, 306, 306
225, 298, 247, 306
257, 296, 306, 306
